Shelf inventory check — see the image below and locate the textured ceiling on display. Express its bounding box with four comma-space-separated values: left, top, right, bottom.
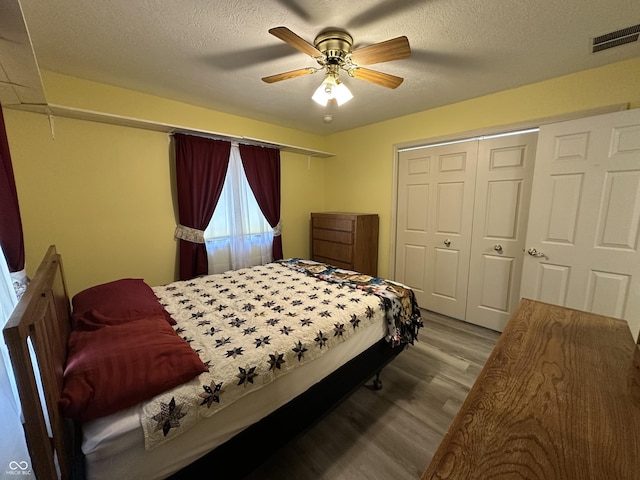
8, 0, 640, 134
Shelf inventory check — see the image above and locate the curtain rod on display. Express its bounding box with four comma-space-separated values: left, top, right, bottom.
170, 130, 282, 152
5, 102, 334, 158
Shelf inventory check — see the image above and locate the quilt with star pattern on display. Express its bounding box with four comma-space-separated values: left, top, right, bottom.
142, 258, 422, 450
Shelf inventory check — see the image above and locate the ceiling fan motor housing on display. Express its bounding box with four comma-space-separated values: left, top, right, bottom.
262, 26, 409, 90
314, 31, 353, 64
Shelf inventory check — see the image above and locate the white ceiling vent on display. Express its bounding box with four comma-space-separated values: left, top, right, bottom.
592, 24, 640, 52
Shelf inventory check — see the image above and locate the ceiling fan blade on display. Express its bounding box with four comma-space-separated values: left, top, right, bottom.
268, 26, 322, 58
350, 36, 410, 66
351, 68, 404, 89
262, 67, 317, 84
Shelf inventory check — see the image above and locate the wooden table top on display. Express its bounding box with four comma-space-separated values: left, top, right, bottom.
421, 298, 640, 480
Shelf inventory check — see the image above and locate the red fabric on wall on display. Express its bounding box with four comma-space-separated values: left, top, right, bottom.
238, 144, 283, 260
174, 134, 231, 280
0, 105, 25, 272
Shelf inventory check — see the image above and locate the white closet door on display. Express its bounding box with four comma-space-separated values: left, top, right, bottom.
395, 142, 478, 320
466, 132, 537, 331
520, 108, 640, 339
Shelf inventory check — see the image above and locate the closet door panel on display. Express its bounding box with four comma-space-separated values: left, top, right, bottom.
396, 151, 431, 303
546, 173, 583, 243
520, 108, 640, 340
396, 143, 477, 320
534, 263, 571, 305
395, 152, 432, 302
485, 180, 521, 238
397, 131, 536, 329
478, 255, 514, 312
436, 182, 464, 234
433, 247, 459, 299
467, 132, 537, 331
402, 245, 427, 296
407, 185, 430, 230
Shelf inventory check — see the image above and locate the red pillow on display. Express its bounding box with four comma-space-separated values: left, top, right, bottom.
72, 278, 176, 326
59, 315, 207, 421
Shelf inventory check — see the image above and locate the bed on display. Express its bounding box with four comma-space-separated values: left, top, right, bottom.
4, 246, 422, 479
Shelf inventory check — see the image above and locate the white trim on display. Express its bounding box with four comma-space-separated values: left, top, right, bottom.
398, 127, 541, 152
393, 103, 629, 153
5, 103, 335, 158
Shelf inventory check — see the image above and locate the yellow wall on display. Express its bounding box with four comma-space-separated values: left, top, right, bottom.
7, 111, 176, 292
40, 71, 328, 152
325, 57, 640, 277
281, 153, 326, 260
5, 58, 640, 295
4, 72, 329, 296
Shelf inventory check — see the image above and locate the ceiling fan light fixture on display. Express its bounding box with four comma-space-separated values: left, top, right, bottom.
312, 74, 353, 106
333, 81, 353, 106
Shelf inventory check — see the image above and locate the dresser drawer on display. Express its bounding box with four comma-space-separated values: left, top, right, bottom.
312, 255, 353, 270
312, 228, 353, 244
312, 216, 354, 232
313, 239, 353, 263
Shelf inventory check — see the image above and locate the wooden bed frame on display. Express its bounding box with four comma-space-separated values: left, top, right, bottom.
3, 246, 81, 479
3, 246, 406, 479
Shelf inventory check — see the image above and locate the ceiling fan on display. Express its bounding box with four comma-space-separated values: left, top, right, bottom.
262, 26, 410, 106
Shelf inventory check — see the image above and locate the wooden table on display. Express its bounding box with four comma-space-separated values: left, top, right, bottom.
421, 298, 640, 480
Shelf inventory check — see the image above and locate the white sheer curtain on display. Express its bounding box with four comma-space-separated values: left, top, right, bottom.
0, 248, 33, 477
204, 145, 273, 274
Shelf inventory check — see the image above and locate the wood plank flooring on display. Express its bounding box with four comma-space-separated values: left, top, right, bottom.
243, 309, 501, 479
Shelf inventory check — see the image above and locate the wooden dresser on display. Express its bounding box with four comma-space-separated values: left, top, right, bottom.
421, 298, 640, 480
310, 212, 379, 276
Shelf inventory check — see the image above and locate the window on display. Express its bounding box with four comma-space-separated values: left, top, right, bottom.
204, 145, 273, 273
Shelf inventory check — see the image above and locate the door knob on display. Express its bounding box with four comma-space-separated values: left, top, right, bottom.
444, 239, 451, 247
527, 248, 545, 257
494, 244, 503, 253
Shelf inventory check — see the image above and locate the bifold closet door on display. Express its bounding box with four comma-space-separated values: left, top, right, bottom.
395, 142, 478, 320
466, 132, 537, 331
520, 108, 640, 340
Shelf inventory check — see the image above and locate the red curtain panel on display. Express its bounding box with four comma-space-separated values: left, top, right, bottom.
0, 105, 25, 273
238, 144, 283, 260
174, 134, 231, 280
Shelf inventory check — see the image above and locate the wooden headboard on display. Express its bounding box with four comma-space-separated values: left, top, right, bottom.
3, 246, 80, 479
